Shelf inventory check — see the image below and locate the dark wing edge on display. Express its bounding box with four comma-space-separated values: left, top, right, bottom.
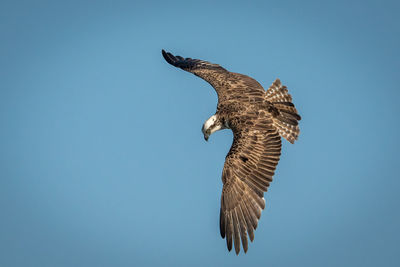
161, 50, 269, 100
161, 49, 233, 97
220, 127, 282, 254
162, 49, 227, 72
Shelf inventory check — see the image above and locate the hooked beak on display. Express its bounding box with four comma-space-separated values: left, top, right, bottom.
202, 124, 209, 142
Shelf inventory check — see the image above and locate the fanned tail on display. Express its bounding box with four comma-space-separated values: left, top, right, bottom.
266, 79, 301, 144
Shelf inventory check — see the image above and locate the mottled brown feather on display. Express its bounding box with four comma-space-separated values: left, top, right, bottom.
162, 50, 300, 255
220, 121, 282, 254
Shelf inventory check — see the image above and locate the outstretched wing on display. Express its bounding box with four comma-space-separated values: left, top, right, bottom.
220, 115, 282, 254
162, 50, 265, 101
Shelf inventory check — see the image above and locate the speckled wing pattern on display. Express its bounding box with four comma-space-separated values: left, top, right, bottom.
162, 50, 301, 254
219, 109, 281, 254
162, 50, 266, 101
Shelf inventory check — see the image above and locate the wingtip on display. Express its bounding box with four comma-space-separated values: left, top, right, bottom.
161, 49, 176, 66
227, 239, 232, 252
161, 49, 169, 60
249, 232, 255, 242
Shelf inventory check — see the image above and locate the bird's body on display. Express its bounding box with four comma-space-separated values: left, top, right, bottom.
162, 50, 301, 254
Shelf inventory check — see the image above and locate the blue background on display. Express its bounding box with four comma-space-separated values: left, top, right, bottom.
1, 0, 399, 266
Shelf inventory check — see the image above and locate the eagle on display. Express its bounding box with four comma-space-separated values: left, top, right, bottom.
162, 50, 301, 254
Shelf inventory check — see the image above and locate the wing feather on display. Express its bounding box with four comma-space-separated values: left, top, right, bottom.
232, 208, 241, 254
237, 205, 249, 253
240, 201, 255, 241
226, 211, 233, 251
220, 122, 282, 254
162, 50, 266, 101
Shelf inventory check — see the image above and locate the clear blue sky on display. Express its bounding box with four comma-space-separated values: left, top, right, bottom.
1, 0, 399, 266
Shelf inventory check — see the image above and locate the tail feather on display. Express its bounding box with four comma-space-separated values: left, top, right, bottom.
266, 79, 301, 143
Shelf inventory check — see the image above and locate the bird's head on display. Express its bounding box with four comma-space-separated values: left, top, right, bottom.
202, 115, 224, 141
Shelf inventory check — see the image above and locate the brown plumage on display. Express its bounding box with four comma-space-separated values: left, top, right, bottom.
162, 50, 301, 254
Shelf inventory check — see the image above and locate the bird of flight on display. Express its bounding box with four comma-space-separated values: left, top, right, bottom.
162, 50, 301, 255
